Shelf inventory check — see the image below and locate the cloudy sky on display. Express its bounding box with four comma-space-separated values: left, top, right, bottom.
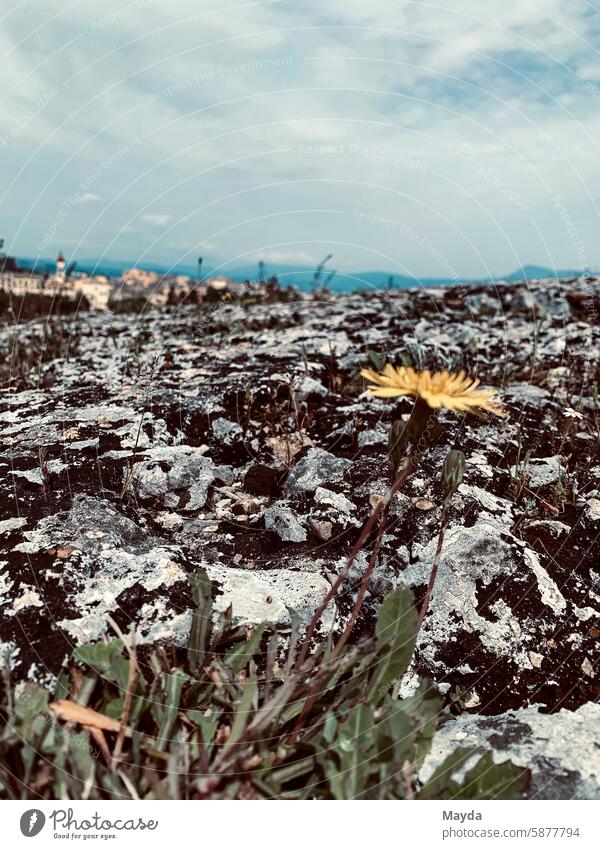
1, 0, 600, 278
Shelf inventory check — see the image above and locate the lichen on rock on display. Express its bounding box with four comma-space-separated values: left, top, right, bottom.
1, 273, 599, 799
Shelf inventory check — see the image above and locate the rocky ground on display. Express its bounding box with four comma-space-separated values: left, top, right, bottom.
1, 276, 599, 796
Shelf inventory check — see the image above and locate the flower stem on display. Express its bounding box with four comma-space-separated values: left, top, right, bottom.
330, 496, 391, 660
416, 503, 449, 633
295, 455, 416, 669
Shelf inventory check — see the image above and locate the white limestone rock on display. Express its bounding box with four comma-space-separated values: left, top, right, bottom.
205, 564, 336, 629
510, 455, 564, 488
402, 514, 567, 670
420, 703, 600, 799
131, 446, 216, 510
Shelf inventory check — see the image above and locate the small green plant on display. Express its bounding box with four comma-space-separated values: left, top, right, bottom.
366, 348, 387, 373
0, 575, 529, 800
310, 254, 333, 294
531, 315, 546, 363
553, 465, 567, 511
509, 429, 531, 503
38, 445, 49, 499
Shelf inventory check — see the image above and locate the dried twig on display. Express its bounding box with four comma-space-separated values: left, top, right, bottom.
112, 629, 138, 771
415, 450, 465, 634
106, 616, 140, 770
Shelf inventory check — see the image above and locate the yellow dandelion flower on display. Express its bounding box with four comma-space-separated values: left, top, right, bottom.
360, 364, 506, 416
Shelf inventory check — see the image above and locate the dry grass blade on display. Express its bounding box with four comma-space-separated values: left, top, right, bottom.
50, 700, 132, 737
89, 728, 113, 768
113, 636, 138, 769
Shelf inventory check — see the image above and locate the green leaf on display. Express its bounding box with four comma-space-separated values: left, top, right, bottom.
69, 731, 96, 780
419, 749, 530, 800
53, 671, 70, 703
369, 587, 417, 702
442, 449, 466, 504
187, 709, 219, 750
270, 758, 315, 789
224, 624, 268, 673
155, 669, 188, 752
418, 746, 475, 799
398, 682, 443, 767
221, 677, 257, 756
376, 586, 416, 647
378, 707, 416, 765
322, 711, 338, 744
251, 677, 297, 737
74, 641, 129, 689
15, 683, 49, 724
454, 753, 530, 800
104, 696, 124, 720
330, 704, 374, 799
366, 349, 387, 373
187, 568, 213, 673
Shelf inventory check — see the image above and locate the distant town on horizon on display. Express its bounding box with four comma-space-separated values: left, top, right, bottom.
5, 247, 596, 294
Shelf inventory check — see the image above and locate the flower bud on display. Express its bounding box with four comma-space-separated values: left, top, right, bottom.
442, 449, 465, 503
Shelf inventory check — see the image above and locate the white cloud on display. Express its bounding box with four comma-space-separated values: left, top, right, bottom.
252, 249, 318, 266
1, 0, 600, 275
72, 192, 102, 205
140, 213, 173, 227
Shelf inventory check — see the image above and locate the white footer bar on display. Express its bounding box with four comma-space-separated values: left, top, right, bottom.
1, 799, 598, 848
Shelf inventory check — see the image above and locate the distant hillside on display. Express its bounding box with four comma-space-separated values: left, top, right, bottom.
501, 264, 584, 282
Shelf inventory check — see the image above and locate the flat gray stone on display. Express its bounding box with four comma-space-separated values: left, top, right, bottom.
285, 448, 350, 493
264, 502, 307, 542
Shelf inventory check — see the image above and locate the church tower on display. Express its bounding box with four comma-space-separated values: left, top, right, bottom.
55, 251, 66, 282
